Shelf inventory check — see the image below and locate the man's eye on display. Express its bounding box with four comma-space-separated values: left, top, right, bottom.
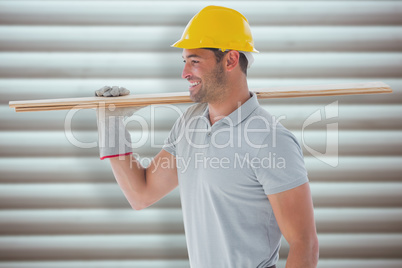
182, 60, 199, 64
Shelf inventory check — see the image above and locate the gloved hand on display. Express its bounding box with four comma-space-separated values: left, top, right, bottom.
95, 85, 130, 97
95, 86, 143, 160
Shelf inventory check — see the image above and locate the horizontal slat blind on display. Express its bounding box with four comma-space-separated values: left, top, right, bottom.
1, 52, 401, 78
1, 1, 401, 267
1, 26, 402, 52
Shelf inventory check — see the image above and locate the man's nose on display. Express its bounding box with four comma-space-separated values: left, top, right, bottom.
181, 63, 191, 79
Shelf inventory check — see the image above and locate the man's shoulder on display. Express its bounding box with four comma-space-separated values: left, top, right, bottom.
170, 103, 207, 131
182, 102, 208, 120
248, 106, 287, 131
249, 105, 299, 143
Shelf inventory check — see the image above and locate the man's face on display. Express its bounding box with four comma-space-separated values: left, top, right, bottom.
181, 48, 227, 103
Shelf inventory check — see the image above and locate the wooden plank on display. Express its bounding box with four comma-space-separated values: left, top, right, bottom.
9, 81, 392, 112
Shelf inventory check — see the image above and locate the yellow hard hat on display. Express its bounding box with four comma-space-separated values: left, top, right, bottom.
171, 5, 259, 53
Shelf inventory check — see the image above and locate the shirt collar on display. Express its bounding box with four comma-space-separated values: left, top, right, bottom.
202, 92, 259, 127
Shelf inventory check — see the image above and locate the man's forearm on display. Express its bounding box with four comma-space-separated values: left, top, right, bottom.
109, 155, 149, 210
108, 150, 179, 210
285, 240, 319, 268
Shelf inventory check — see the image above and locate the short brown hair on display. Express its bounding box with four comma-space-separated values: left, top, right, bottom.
204, 48, 248, 75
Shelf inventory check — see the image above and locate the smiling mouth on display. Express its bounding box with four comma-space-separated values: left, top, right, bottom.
189, 81, 201, 89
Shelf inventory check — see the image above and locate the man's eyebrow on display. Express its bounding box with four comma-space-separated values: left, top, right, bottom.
182, 54, 202, 59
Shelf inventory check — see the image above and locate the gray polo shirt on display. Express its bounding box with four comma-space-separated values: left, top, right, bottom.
163, 92, 308, 268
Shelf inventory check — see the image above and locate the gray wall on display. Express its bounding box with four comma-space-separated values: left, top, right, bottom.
1, 1, 402, 267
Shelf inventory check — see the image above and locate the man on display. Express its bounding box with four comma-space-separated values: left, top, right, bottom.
96, 5, 319, 268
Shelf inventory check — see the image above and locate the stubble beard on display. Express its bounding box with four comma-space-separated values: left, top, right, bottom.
190, 63, 227, 104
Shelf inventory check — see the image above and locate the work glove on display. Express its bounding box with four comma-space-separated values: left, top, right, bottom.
95, 86, 143, 160
95, 85, 130, 97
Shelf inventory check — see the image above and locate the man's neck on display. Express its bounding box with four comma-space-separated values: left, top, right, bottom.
207, 86, 251, 125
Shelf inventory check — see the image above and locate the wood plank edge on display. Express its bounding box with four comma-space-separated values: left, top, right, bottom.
14, 99, 194, 112
10, 81, 393, 112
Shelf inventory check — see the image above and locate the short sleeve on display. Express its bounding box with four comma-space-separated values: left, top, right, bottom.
162, 114, 184, 157
254, 129, 309, 195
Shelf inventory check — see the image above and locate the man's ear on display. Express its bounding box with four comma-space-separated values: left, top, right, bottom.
225, 50, 240, 71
